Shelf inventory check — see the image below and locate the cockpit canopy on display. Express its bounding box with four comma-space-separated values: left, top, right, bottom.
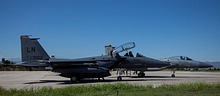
113, 42, 135, 54
167, 56, 193, 60
104, 42, 135, 56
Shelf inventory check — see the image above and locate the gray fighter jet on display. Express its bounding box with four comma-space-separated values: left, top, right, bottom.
19, 35, 169, 82
161, 56, 213, 77
136, 54, 213, 77
105, 45, 170, 77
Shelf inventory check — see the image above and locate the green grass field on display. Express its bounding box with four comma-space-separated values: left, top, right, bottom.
1, 83, 220, 96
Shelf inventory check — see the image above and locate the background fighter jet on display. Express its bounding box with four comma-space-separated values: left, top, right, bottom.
136, 54, 213, 77
161, 56, 213, 77
19, 35, 169, 82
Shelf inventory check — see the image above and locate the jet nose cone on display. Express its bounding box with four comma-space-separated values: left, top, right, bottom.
199, 62, 213, 68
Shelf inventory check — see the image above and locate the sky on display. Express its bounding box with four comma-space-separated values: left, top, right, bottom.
0, 0, 220, 61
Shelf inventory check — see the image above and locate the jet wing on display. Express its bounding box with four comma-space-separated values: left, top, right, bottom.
48, 56, 126, 69
16, 60, 50, 67
48, 57, 118, 68
49, 58, 114, 65
15, 59, 101, 67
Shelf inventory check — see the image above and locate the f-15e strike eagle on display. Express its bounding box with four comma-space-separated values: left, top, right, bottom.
136, 54, 213, 77
161, 56, 213, 77
19, 35, 169, 82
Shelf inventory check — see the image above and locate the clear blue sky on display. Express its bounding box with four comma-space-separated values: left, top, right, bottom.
0, 0, 220, 61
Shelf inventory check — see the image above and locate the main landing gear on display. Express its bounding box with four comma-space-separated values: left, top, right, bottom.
138, 71, 145, 77
117, 76, 122, 81
116, 69, 123, 81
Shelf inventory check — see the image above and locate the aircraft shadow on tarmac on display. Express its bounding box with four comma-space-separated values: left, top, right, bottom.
122, 75, 213, 78
23, 77, 177, 85
23, 75, 212, 85
24, 79, 146, 85
109, 75, 173, 78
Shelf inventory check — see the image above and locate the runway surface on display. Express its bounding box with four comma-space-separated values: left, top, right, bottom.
0, 71, 220, 89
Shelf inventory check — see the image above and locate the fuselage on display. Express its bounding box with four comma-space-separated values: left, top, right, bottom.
116, 56, 170, 71
48, 55, 170, 78
162, 56, 213, 68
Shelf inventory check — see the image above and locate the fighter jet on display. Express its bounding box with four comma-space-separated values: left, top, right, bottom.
136, 54, 213, 77
19, 35, 125, 82
161, 56, 213, 77
19, 35, 170, 82
105, 45, 170, 77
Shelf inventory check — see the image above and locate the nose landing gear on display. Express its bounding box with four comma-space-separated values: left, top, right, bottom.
171, 68, 176, 77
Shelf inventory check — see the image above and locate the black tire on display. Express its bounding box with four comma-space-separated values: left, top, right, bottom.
138, 73, 145, 77
70, 76, 78, 83
117, 76, 122, 81
141, 73, 145, 77
138, 73, 142, 77
171, 74, 175, 77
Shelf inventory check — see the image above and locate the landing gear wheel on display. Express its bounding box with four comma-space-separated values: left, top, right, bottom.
171, 74, 175, 77
138, 73, 145, 77
141, 73, 145, 77
138, 73, 141, 77
70, 76, 78, 83
117, 76, 122, 81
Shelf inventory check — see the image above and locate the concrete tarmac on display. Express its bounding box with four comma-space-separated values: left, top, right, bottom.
0, 71, 220, 89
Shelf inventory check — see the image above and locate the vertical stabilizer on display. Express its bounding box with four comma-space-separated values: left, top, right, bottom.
21, 35, 50, 62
